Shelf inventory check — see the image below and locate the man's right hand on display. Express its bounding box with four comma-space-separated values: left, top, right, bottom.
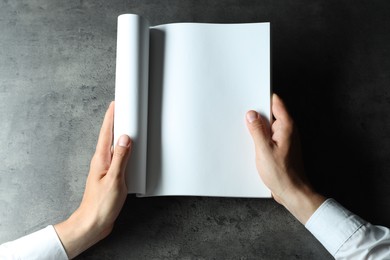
246, 93, 325, 224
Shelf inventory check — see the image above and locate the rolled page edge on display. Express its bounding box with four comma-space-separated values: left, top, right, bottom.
114, 14, 150, 194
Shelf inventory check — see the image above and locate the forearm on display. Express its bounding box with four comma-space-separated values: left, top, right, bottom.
305, 198, 390, 258
0, 226, 68, 260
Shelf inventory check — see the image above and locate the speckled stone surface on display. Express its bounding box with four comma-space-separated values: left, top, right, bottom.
1, 1, 389, 259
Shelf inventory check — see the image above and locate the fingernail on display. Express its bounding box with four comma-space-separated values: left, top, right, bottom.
118, 135, 131, 147
246, 111, 259, 123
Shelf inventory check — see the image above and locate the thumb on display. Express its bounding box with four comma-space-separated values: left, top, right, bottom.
110, 135, 132, 177
246, 110, 271, 151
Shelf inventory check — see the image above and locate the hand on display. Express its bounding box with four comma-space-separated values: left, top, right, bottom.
246, 93, 325, 224
54, 102, 132, 259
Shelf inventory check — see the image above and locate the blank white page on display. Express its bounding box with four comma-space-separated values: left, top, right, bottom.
146, 22, 271, 197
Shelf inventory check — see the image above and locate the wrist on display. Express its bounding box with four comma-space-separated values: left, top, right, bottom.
54, 209, 109, 259
281, 185, 326, 225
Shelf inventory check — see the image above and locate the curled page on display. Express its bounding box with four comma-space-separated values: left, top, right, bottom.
114, 14, 149, 194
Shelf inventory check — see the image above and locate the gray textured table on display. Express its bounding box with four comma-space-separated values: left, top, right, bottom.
1, 1, 389, 259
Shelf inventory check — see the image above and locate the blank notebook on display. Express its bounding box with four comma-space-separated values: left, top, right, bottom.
114, 14, 271, 197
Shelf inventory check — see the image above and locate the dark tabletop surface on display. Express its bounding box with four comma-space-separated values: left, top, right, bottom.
1, 1, 389, 259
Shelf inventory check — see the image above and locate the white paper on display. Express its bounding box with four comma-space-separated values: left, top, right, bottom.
114, 14, 149, 193
145, 22, 271, 197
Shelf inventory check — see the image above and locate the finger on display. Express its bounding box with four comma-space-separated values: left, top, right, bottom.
271, 118, 283, 133
109, 135, 132, 178
272, 93, 292, 125
271, 94, 294, 146
246, 110, 271, 151
95, 102, 115, 161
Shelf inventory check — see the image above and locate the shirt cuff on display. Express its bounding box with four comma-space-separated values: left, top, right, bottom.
305, 198, 366, 256
0, 225, 68, 260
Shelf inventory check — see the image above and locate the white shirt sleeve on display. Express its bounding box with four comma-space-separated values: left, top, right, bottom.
0, 225, 68, 260
305, 198, 390, 259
